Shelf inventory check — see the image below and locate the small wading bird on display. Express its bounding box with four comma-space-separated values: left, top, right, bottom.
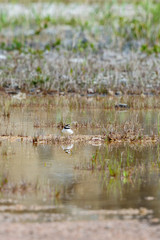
62, 124, 74, 136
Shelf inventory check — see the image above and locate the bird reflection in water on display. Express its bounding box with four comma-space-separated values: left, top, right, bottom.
61, 144, 74, 154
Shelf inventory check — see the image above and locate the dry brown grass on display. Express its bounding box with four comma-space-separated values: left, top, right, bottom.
0, 133, 158, 145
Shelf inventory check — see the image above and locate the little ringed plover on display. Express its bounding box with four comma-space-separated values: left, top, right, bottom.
62, 124, 73, 135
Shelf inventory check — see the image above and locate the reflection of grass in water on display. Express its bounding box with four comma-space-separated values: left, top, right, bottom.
101, 163, 160, 202
157, 144, 160, 169
1, 145, 8, 156
157, 114, 160, 136
2, 100, 11, 118
75, 145, 160, 182
1, 143, 15, 157
0, 173, 62, 203
75, 145, 160, 202
1, 95, 160, 111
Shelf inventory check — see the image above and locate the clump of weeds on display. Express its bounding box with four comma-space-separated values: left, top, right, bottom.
75, 144, 141, 182
2, 100, 11, 118
106, 118, 143, 142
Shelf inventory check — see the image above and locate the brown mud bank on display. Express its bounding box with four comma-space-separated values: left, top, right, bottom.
0, 220, 160, 240
0, 134, 159, 145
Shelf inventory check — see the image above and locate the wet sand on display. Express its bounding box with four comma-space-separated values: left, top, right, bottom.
0, 220, 160, 240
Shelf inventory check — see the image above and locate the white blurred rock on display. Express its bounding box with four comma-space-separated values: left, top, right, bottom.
0, 54, 6, 60
12, 92, 26, 101
69, 58, 85, 64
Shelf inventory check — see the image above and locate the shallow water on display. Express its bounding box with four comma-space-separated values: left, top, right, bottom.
1, 106, 160, 136
0, 102, 160, 222
0, 141, 160, 221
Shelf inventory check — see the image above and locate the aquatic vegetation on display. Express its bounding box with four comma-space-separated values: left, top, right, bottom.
11, 95, 160, 110
74, 143, 160, 191
0, 172, 63, 202
1, 146, 8, 156
2, 100, 11, 118
106, 119, 143, 142
157, 114, 160, 136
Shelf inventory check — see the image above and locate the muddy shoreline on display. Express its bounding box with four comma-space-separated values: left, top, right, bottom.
0, 220, 160, 240
0, 133, 159, 145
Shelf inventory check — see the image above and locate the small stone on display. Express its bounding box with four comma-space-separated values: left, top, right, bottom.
115, 103, 129, 109
7, 91, 18, 95
62, 75, 70, 81
92, 137, 101, 141
146, 84, 152, 89
30, 88, 36, 93
36, 89, 41, 94
0, 54, 6, 60
115, 91, 122, 96
59, 92, 65, 96
141, 93, 146, 98
12, 92, 26, 101
139, 207, 152, 216
150, 218, 160, 224
145, 196, 155, 201
69, 58, 85, 64
108, 90, 114, 96
87, 88, 94, 94
120, 78, 128, 86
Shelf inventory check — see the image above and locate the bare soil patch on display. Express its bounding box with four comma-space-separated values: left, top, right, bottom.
0, 220, 160, 240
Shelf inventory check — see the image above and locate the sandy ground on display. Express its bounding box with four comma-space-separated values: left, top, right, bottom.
0, 220, 160, 240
